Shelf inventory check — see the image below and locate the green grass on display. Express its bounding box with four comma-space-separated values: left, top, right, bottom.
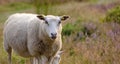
0, 2, 33, 13
104, 6, 120, 23
0, 2, 33, 23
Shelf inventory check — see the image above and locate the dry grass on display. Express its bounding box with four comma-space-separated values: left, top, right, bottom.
60, 22, 120, 64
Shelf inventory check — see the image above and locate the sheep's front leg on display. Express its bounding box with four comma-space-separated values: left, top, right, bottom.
32, 51, 63, 64
32, 56, 48, 64
51, 56, 61, 64
49, 56, 61, 64
50, 51, 63, 64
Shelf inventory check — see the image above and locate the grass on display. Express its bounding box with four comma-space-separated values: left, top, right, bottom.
0, 2, 33, 24
0, 0, 120, 64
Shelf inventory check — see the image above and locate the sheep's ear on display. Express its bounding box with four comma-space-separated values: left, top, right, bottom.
61, 15, 69, 21
37, 15, 45, 20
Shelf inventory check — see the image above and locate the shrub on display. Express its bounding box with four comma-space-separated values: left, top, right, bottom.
62, 23, 75, 36
62, 18, 83, 36
104, 6, 120, 23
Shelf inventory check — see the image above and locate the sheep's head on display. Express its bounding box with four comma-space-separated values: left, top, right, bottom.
37, 15, 69, 40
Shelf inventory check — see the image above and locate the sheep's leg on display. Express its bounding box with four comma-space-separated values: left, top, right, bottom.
33, 57, 38, 64
29, 57, 39, 64
32, 55, 61, 64
51, 57, 61, 64
6, 47, 12, 64
39, 56, 48, 64
49, 56, 60, 64
30, 58, 33, 64
48, 58, 53, 64
8, 48, 12, 64
50, 51, 63, 64
4, 42, 12, 64
32, 56, 48, 64
49, 56, 61, 64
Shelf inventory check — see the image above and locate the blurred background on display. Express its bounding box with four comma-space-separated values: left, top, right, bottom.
0, 0, 120, 64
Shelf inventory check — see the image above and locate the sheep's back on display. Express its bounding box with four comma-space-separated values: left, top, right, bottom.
4, 13, 38, 57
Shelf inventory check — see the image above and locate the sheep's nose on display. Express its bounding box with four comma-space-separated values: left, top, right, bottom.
51, 33, 57, 39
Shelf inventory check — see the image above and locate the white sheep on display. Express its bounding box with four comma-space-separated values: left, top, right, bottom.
3, 13, 69, 64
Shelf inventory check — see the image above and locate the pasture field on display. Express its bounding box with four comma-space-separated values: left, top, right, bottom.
0, 0, 120, 64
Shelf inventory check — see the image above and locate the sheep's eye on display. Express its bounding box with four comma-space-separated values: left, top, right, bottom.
58, 21, 61, 24
45, 20, 49, 25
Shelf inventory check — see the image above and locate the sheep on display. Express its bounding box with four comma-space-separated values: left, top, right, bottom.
3, 13, 69, 64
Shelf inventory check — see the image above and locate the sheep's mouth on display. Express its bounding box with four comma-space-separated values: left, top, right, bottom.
51, 36, 57, 40
49, 36, 57, 40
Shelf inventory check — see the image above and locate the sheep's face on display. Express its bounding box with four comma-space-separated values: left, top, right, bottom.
37, 15, 69, 40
